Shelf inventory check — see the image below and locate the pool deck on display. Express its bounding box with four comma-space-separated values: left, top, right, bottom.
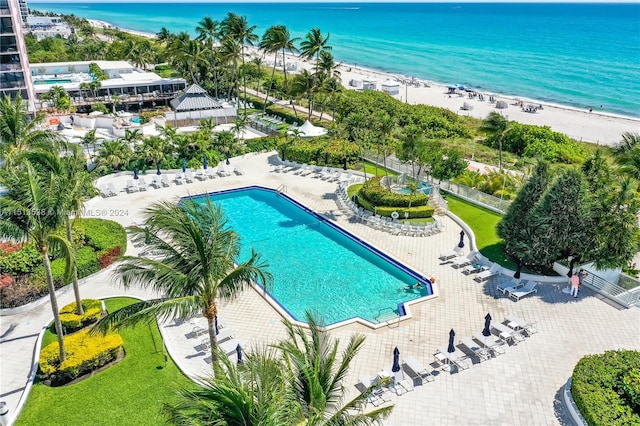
1, 151, 639, 425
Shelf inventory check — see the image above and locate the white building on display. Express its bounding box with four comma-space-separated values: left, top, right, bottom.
26, 16, 72, 40
31, 60, 187, 112
381, 80, 401, 96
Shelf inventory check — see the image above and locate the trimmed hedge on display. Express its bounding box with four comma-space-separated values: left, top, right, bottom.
0, 243, 41, 275
356, 192, 434, 219
244, 95, 303, 125
359, 176, 429, 208
571, 350, 640, 426
82, 218, 127, 256
59, 299, 102, 332
39, 328, 124, 386
284, 138, 360, 168
34, 246, 99, 289
244, 135, 280, 153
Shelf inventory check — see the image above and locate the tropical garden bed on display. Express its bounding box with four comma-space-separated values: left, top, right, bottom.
0, 218, 127, 309
17, 297, 192, 426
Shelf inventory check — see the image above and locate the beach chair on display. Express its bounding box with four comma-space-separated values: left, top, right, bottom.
206, 168, 218, 179
473, 332, 506, 356
293, 165, 308, 175
150, 176, 162, 189
313, 167, 328, 178
137, 177, 148, 191
125, 180, 138, 193
174, 173, 184, 185
508, 281, 538, 302
184, 170, 194, 183
463, 263, 486, 275
504, 314, 538, 336
356, 375, 392, 407
451, 251, 477, 269
402, 356, 435, 384
439, 247, 462, 261
491, 322, 525, 345
459, 336, 491, 362
195, 170, 207, 181
233, 166, 244, 175
436, 346, 471, 371
98, 185, 114, 197
474, 264, 500, 282
497, 278, 526, 295
161, 175, 171, 187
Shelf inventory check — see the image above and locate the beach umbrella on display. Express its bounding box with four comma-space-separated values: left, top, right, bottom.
156, 163, 161, 175
458, 230, 465, 248
133, 167, 139, 180
447, 329, 456, 353
214, 316, 219, 335
203, 155, 208, 170
181, 158, 186, 173
482, 313, 492, 337
392, 347, 401, 372
225, 152, 231, 165
236, 344, 243, 364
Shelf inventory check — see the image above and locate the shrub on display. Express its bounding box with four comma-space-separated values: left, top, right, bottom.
244, 135, 279, 153
98, 246, 121, 269
571, 350, 640, 426
83, 218, 127, 256
0, 275, 46, 308
358, 176, 429, 208
0, 242, 41, 275
244, 95, 303, 125
46, 246, 99, 288
59, 299, 103, 332
39, 328, 123, 386
356, 193, 434, 219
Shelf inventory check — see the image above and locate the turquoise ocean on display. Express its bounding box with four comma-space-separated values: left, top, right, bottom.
31, 2, 640, 117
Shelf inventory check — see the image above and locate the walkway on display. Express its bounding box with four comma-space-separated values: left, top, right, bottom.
1, 152, 639, 425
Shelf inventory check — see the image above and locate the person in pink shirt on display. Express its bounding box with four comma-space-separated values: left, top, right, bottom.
570, 273, 580, 298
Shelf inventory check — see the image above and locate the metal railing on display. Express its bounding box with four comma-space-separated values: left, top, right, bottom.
583, 272, 640, 308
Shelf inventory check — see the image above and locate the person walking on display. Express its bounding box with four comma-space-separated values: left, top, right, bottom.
570, 273, 580, 298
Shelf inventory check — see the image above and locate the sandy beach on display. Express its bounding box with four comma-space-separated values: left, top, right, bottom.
89, 19, 639, 147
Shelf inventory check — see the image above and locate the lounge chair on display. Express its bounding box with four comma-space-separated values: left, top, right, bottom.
184, 170, 194, 183
402, 356, 435, 384
508, 281, 538, 302
497, 278, 526, 295
137, 177, 148, 191
300, 166, 315, 176
504, 315, 538, 336
473, 332, 506, 356
205, 168, 218, 179
383, 367, 414, 395
439, 247, 462, 261
98, 185, 114, 197
150, 176, 162, 189
474, 264, 500, 282
491, 322, 525, 345
293, 165, 307, 175
356, 375, 392, 407
313, 167, 328, 178
125, 180, 138, 193
161, 175, 171, 187
174, 173, 184, 185
200, 328, 235, 347
233, 166, 244, 175
195, 170, 207, 181
459, 336, 491, 362
462, 263, 486, 275
436, 346, 471, 371
451, 251, 477, 269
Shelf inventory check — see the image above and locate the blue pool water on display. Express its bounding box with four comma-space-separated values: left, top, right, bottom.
394, 181, 432, 195
131, 116, 141, 124
189, 187, 431, 325
33, 79, 72, 85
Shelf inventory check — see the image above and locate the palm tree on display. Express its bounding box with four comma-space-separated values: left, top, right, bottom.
481, 111, 510, 170
614, 132, 640, 181
290, 69, 316, 120
215, 130, 237, 165
139, 135, 169, 175
93, 197, 272, 365
0, 163, 74, 361
0, 95, 63, 166
195, 16, 222, 98
276, 313, 393, 425
260, 25, 300, 108
299, 28, 331, 112
96, 140, 133, 172
222, 13, 258, 114
219, 37, 242, 101
79, 129, 101, 161
232, 112, 249, 143
163, 347, 300, 425
318, 50, 340, 79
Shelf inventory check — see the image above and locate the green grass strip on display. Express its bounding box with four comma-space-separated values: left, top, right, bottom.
17, 297, 193, 426
444, 193, 516, 269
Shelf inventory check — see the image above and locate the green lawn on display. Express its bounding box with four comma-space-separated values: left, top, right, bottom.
17, 298, 193, 426
358, 161, 398, 177
444, 194, 516, 269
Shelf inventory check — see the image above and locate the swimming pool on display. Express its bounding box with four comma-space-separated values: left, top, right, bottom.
393, 181, 432, 195
188, 187, 432, 326
34, 79, 72, 85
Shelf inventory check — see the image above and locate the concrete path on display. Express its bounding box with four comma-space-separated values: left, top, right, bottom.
1, 152, 638, 425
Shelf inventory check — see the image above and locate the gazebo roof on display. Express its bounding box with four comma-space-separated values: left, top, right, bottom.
170, 84, 222, 112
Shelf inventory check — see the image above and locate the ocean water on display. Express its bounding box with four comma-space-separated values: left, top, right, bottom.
31, 2, 640, 117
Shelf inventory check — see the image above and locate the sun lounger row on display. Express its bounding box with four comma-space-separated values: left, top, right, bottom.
496, 279, 539, 301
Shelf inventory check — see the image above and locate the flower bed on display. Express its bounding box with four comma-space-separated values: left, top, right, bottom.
59, 299, 103, 333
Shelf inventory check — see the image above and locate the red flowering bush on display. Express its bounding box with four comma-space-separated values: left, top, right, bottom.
0, 274, 14, 290
98, 246, 122, 269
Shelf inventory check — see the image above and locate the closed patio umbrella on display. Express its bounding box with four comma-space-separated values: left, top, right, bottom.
482, 313, 492, 337
236, 344, 243, 364
214, 316, 219, 335
133, 167, 139, 180
203, 155, 208, 170
181, 158, 186, 173
448, 329, 456, 353
458, 230, 465, 248
392, 347, 401, 372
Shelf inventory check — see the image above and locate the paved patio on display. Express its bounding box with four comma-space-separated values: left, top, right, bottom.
1, 151, 639, 425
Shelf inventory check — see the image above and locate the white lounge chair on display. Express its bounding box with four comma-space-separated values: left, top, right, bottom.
439, 247, 462, 261
492, 322, 525, 345
313, 167, 328, 178
497, 278, 526, 295
356, 375, 392, 407
98, 185, 114, 197
504, 315, 538, 336
451, 251, 477, 269
195, 170, 207, 181
459, 336, 491, 362
205, 168, 218, 179
233, 166, 244, 175
150, 176, 162, 189
137, 177, 148, 191
382, 366, 414, 395
174, 173, 184, 185
161, 175, 171, 187
508, 281, 538, 301
463, 263, 487, 275
300, 166, 315, 176
293, 165, 308, 175
473, 332, 506, 356
436, 346, 471, 371
184, 170, 194, 183
474, 264, 500, 282
125, 180, 138, 193
402, 356, 435, 384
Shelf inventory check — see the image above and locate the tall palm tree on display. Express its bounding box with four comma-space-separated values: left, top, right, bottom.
196, 16, 222, 98
0, 163, 73, 361
260, 25, 300, 109
222, 13, 258, 114
219, 36, 242, 101
299, 28, 331, 112
232, 112, 249, 143
0, 95, 63, 166
163, 347, 300, 425
93, 197, 272, 364
290, 69, 316, 120
481, 111, 510, 170
276, 313, 393, 425
614, 132, 640, 181
96, 140, 133, 172
79, 129, 101, 161
139, 135, 169, 175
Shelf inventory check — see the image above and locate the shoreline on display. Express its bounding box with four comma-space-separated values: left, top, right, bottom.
86, 18, 639, 147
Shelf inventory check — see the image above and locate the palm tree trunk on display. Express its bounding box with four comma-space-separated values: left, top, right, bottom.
42, 250, 67, 361
66, 216, 84, 315
207, 316, 219, 367
241, 47, 248, 115
263, 58, 277, 114
282, 48, 289, 92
